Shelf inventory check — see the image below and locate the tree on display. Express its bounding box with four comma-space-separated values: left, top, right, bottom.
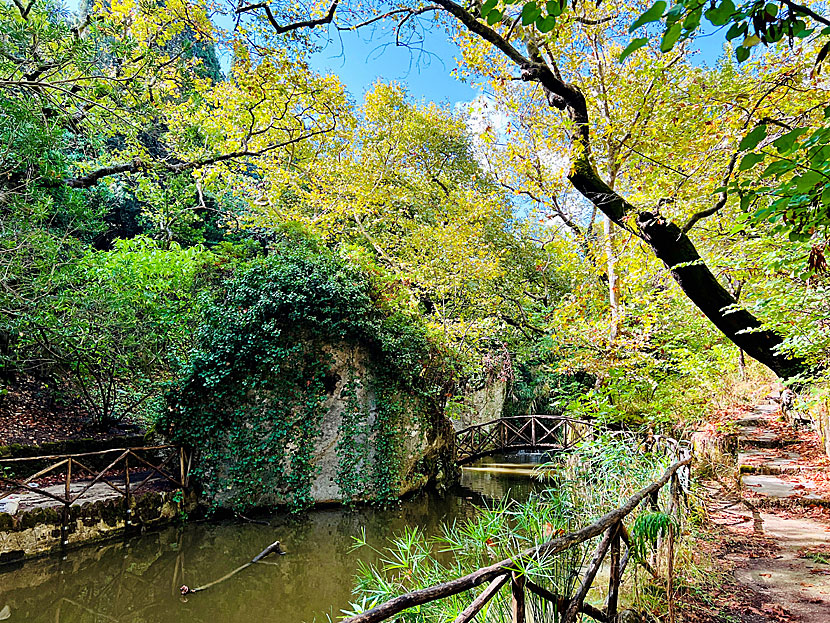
240, 81, 570, 364
237, 0, 811, 378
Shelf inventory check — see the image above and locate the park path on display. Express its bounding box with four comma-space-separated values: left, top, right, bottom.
0, 470, 171, 515
705, 401, 830, 622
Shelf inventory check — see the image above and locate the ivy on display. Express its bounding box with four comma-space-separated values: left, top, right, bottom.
159, 235, 448, 512
335, 379, 372, 503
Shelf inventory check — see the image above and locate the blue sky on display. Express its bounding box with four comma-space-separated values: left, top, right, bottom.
62, 0, 729, 107
310, 25, 479, 105
309, 22, 730, 107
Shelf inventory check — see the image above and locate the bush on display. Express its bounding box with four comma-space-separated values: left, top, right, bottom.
160, 236, 452, 510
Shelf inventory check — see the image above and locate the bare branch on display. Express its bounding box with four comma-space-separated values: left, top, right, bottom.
237, 0, 338, 34
781, 0, 830, 28
682, 151, 739, 233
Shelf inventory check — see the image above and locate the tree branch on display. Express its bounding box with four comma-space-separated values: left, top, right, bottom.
236, 0, 339, 34
66, 122, 337, 188
782, 0, 830, 28
682, 151, 739, 233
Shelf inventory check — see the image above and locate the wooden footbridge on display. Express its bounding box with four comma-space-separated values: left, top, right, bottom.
454, 415, 593, 464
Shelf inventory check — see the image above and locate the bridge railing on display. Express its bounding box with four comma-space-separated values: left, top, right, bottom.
454, 415, 594, 464
343, 445, 692, 623
0, 445, 191, 546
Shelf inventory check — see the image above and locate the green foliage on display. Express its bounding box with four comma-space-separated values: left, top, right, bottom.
630, 511, 676, 563
345, 437, 675, 619
622, 0, 828, 62
734, 115, 830, 242
10, 237, 208, 424
161, 236, 447, 511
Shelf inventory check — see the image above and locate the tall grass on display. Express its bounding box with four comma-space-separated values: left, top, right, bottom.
342, 435, 675, 621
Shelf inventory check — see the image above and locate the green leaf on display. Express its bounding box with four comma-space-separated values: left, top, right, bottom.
789, 230, 811, 242
660, 23, 682, 52
739, 153, 765, 171
794, 171, 822, 193
629, 1, 667, 33
767, 23, 784, 42
726, 21, 746, 40
739, 125, 767, 151
522, 2, 542, 26
760, 159, 797, 178
537, 14, 557, 32
619, 37, 649, 63
546, 0, 563, 16
486, 8, 503, 24
764, 2, 778, 17
665, 3, 684, 26
481, 0, 498, 17
705, 0, 735, 26
683, 7, 702, 31
772, 128, 808, 154
735, 45, 750, 62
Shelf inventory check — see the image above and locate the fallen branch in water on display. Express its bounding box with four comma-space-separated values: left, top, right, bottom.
180, 540, 285, 595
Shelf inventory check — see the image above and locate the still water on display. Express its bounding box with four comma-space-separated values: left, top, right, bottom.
0, 454, 546, 623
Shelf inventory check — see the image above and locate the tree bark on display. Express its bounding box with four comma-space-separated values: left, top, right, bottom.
604, 214, 620, 340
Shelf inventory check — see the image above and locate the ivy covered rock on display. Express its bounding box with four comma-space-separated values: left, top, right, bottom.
159, 240, 456, 511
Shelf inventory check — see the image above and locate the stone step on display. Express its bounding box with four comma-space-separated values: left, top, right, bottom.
738, 429, 799, 449
741, 474, 829, 504
738, 450, 813, 475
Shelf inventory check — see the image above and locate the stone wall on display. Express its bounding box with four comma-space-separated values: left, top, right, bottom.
449, 379, 507, 431
211, 343, 455, 508
0, 490, 198, 563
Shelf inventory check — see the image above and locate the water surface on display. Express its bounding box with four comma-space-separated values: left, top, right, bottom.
0, 453, 546, 623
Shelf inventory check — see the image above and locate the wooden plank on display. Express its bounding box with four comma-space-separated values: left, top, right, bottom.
451, 574, 509, 623
525, 580, 607, 622
0, 458, 69, 502
0, 445, 177, 464
68, 452, 129, 503
129, 450, 180, 494
127, 450, 182, 488
65, 458, 72, 504
607, 525, 621, 620
511, 572, 525, 623
563, 523, 617, 623
0, 477, 73, 505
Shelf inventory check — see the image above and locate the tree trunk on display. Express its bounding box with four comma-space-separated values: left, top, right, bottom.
634, 211, 803, 379
604, 214, 620, 340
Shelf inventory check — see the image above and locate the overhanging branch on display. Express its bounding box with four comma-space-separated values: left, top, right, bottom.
236, 0, 339, 34
682, 151, 739, 233
66, 122, 336, 188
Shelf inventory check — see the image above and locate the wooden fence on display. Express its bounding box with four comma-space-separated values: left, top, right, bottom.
455, 415, 593, 464
343, 446, 692, 623
0, 445, 191, 546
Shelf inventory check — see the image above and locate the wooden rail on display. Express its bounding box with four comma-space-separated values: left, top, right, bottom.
0, 445, 191, 547
343, 445, 692, 623
455, 415, 593, 464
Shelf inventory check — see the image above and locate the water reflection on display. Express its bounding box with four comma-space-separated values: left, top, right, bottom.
0, 453, 545, 623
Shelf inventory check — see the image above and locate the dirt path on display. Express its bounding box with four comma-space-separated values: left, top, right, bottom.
703, 401, 830, 622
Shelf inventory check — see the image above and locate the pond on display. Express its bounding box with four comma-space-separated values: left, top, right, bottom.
0, 453, 547, 623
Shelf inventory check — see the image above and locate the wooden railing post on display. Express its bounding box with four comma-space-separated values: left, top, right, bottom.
511, 572, 526, 623
125, 453, 132, 527
667, 522, 676, 623
563, 523, 617, 623
607, 522, 622, 621
531, 416, 537, 447
61, 458, 72, 548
